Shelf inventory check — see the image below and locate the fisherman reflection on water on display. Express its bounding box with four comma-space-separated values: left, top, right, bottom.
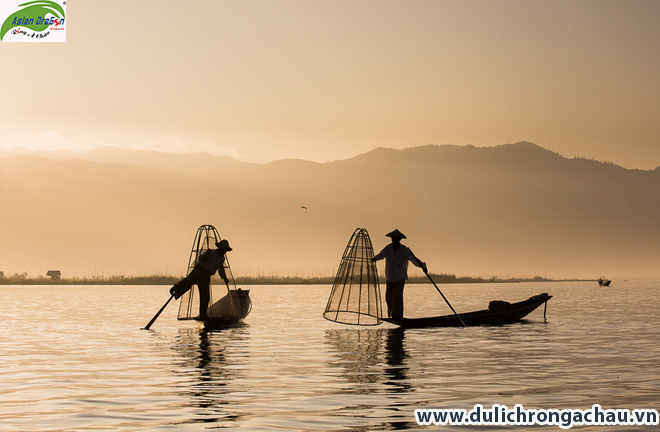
372, 229, 427, 319
170, 239, 233, 320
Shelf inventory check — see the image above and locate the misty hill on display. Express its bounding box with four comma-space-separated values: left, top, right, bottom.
0, 146, 251, 178
2, 142, 659, 279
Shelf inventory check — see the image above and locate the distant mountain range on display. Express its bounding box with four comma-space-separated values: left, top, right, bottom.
2, 142, 659, 279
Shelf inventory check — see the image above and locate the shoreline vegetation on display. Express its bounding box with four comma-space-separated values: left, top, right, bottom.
0, 273, 580, 286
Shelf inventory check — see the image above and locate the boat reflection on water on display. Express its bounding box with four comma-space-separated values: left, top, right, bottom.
171, 326, 249, 425
324, 329, 383, 390
324, 328, 413, 430
382, 328, 412, 431
383, 328, 410, 392
324, 328, 411, 391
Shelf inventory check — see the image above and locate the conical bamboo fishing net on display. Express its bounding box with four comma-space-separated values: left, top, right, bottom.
177, 225, 250, 320
324, 228, 383, 325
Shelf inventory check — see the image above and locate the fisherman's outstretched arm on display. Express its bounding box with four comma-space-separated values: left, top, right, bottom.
410, 250, 428, 273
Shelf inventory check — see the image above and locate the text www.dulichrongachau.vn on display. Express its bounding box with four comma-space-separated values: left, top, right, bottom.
415, 404, 659, 429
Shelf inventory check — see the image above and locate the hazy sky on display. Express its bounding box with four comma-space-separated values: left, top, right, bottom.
1, 0, 659, 168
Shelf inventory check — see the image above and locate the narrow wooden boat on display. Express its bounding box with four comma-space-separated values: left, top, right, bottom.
177, 225, 252, 329
598, 277, 611, 287
382, 293, 552, 328
197, 288, 252, 329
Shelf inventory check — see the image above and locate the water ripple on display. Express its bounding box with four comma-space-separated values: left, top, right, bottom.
0, 282, 658, 431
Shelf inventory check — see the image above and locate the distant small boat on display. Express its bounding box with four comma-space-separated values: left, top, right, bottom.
598, 277, 611, 287
382, 293, 552, 328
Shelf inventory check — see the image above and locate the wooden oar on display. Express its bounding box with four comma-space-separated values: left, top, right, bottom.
426, 272, 467, 327
142, 294, 174, 330
143, 256, 206, 330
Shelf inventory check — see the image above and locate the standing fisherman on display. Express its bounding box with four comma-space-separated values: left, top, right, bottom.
372, 229, 427, 319
170, 239, 232, 320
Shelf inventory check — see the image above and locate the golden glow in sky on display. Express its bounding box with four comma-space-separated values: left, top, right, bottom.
1, 0, 659, 168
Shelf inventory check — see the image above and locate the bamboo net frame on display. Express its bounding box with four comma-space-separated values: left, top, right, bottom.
324, 228, 383, 325
176, 225, 249, 320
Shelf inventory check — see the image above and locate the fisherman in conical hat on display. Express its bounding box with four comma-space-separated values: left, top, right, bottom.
372, 229, 427, 319
170, 239, 232, 320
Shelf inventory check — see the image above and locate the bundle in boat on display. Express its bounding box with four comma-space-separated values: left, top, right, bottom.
324, 228, 382, 325
177, 224, 251, 323
208, 289, 251, 318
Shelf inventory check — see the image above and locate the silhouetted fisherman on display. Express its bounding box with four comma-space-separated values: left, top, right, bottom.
372, 229, 427, 319
170, 239, 232, 320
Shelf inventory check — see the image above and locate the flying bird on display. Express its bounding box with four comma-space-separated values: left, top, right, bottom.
301, 206, 308, 210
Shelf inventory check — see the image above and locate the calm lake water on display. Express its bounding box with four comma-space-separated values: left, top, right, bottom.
1, 281, 658, 431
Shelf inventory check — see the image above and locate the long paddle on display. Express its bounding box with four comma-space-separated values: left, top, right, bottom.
425, 271, 467, 327
142, 294, 174, 330
142, 253, 207, 330
142, 250, 229, 330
